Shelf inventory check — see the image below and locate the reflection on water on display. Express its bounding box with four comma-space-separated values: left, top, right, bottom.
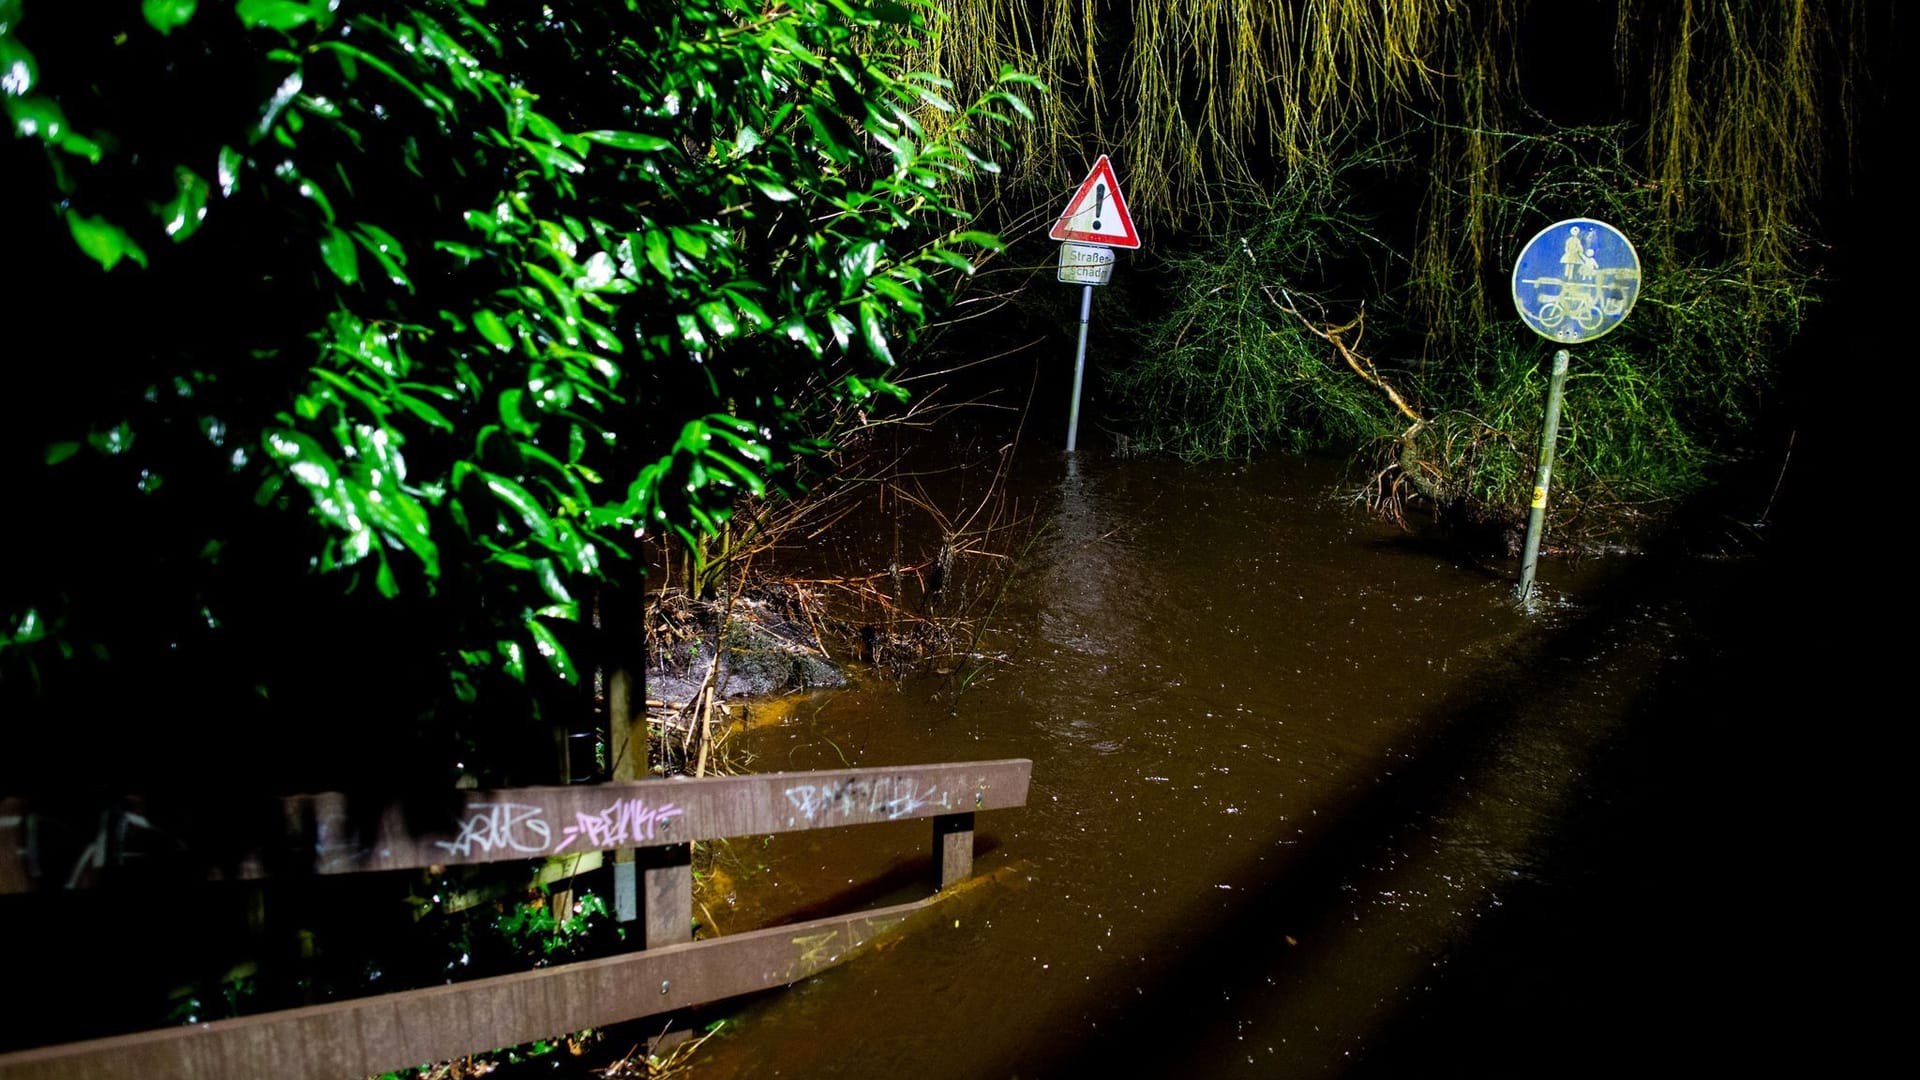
677, 449, 1715, 1079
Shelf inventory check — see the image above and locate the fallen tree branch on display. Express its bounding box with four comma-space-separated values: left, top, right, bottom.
1264, 287, 1424, 426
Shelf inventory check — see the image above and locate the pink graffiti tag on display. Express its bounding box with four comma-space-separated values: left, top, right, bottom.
554, 798, 684, 852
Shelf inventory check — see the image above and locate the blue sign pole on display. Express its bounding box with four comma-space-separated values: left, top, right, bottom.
1509, 218, 1642, 604
1516, 349, 1571, 604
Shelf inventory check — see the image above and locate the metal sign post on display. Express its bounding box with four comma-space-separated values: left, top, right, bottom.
1049, 156, 1141, 453
1058, 242, 1114, 452
1066, 283, 1093, 451
1509, 217, 1643, 604
1515, 349, 1571, 602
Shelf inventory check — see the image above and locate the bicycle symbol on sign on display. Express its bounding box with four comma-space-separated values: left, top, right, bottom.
1511, 220, 1642, 343
1520, 267, 1638, 334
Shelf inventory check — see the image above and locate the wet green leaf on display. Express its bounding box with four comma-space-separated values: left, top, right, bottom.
374, 551, 400, 597
526, 619, 578, 684
721, 289, 771, 330
6, 94, 59, 139
473, 309, 513, 350
701, 445, 767, 496
293, 172, 334, 221
141, 0, 197, 35
354, 222, 406, 265
216, 145, 243, 197
576, 250, 617, 291
311, 367, 384, 416
262, 428, 335, 487
481, 470, 552, 538
7, 607, 45, 646
497, 637, 526, 682
67, 212, 149, 272
1, 33, 37, 96
922, 246, 975, 273
256, 70, 303, 138
840, 240, 881, 288
262, 428, 360, 531
313, 41, 438, 114
578, 316, 623, 354
392, 388, 453, 431
319, 224, 359, 284
825, 312, 854, 351
696, 300, 738, 339
450, 670, 478, 703
519, 138, 585, 176
782, 316, 823, 357
676, 313, 707, 350
236, 0, 327, 33
750, 176, 797, 202
859, 299, 894, 365
641, 230, 673, 279
498, 388, 538, 436
535, 558, 573, 604
353, 226, 412, 289
870, 274, 923, 316
580, 129, 671, 152
668, 226, 708, 259
436, 240, 483, 261
953, 230, 1006, 252
160, 167, 211, 242
528, 371, 574, 413
365, 488, 439, 577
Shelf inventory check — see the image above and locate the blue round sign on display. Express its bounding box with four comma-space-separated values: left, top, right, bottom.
1511, 218, 1642, 343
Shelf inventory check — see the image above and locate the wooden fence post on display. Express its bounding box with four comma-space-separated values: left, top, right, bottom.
604, 581, 645, 924
932, 812, 974, 890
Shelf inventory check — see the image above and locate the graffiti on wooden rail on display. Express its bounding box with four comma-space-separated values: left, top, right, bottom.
434, 803, 552, 858
434, 797, 683, 859
0, 805, 185, 890
555, 797, 682, 851
783, 775, 954, 823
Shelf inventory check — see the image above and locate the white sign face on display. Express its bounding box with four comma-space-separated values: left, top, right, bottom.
1057, 241, 1115, 285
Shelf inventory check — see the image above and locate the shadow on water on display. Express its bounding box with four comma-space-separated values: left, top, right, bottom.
1008, 536, 1841, 1078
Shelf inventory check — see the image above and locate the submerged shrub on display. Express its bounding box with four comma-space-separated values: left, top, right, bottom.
1105, 170, 1404, 461
1115, 127, 1820, 542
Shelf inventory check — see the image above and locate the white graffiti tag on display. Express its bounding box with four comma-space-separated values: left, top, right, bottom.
435, 803, 552, 858
783, 776, 952, 823
554, 798, 684, 852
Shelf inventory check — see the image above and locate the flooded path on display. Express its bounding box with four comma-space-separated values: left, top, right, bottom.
658, 446, 1853, 1078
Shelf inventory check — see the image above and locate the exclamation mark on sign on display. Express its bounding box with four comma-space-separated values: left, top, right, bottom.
1093, 183, 1106, 232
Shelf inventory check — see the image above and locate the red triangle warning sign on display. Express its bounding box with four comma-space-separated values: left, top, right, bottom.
1049, 155, 1141, 249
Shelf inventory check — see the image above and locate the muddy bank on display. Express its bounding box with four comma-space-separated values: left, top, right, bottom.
645, 590, 847, 707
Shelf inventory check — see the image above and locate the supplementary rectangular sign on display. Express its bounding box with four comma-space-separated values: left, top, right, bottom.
1058, 241, 1115, 284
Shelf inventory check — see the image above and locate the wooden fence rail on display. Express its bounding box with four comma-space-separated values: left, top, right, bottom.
0, 759, 1032, 1080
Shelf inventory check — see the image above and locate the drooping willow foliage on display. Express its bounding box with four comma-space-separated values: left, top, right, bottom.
909, 0, 1875, 534
913, 0, 1863, 317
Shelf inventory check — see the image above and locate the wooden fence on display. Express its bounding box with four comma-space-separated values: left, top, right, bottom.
0, 759, 1032, 1079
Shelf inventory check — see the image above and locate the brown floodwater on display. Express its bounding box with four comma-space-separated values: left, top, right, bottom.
635, 445, 1785, 1079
